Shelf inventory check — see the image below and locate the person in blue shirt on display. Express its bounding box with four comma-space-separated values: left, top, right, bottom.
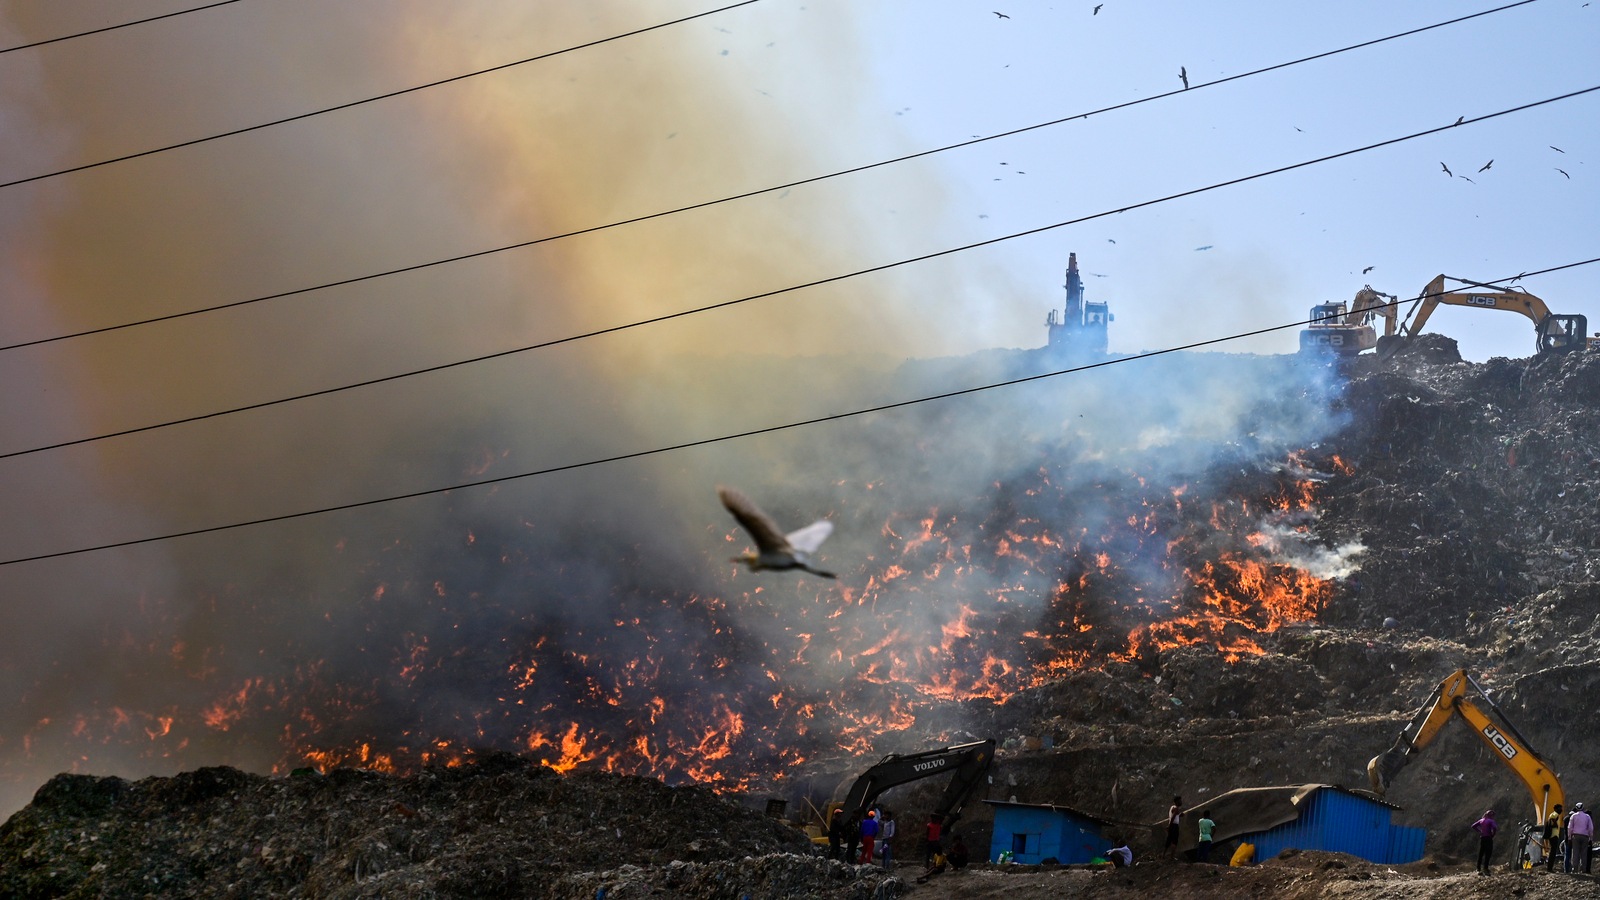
1197, 810, 1216, 863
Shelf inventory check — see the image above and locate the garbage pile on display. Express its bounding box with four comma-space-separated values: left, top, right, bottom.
5, 338, 1600, 898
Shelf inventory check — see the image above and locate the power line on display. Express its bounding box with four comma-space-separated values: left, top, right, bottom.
3, 85, 1594, 463
0, 1, 246, 54
1, 0, 1543, 352
3, 259, 1594, 569
0, 1, 762, 190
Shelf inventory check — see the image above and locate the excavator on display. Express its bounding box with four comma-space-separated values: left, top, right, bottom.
1367, 670, 1564, 866
1381, 275, 1593, 356
805, 738, 996, 850
1299, 285, 1400, 356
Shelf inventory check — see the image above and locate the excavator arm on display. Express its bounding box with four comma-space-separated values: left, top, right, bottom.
1397, 275, 1588, 354
1368, 670, 1563, 824
827, 739, 996, 837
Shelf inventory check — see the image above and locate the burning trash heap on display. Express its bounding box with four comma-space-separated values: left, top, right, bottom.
5, 335, 1600, 897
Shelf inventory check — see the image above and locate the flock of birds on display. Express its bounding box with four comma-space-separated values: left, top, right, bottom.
989, 10, 1577, 184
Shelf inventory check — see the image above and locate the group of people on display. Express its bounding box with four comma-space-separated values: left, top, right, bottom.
1540, 802, 1595, 875
1472, 801, 1595, 876
826, 808, 969, 878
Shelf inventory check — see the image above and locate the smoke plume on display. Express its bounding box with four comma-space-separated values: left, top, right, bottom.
0, 3, 1349, 816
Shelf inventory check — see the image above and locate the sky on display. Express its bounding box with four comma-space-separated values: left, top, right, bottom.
0, 0, 1595, 816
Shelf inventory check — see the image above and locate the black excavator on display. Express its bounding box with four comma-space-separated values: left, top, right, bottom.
806, 739, 996, 850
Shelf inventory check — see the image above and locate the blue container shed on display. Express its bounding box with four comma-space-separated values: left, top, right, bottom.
1240, 785, 1425, 864
984, 799, 1129, 865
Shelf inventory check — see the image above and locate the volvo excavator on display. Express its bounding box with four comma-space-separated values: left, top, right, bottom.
1368, 670, 1564, 867
805, 739, 996, 850
1381, 275, 1593, 356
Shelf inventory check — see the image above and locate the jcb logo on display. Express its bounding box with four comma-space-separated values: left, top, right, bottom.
1466, 296, 1499, 308
913, 759, 948, 773
1483, 725, 1518, 761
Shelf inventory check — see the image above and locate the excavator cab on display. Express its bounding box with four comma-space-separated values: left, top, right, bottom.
1538, 313, 1588, 353
1299, 302, 1375, 356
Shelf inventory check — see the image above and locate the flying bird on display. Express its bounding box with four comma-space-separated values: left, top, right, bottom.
1363, 266, 1375, 274
1194, 245, 1212, 251
718, 486, 836, 579
1440, 162, 1453, 177
1556, 168, 1570, 179
1551, 145, 1565, 153
1459, 175, 1475, 184
1179, 66, 1189, 89
1478, 159, 1493, 173
1093, 3, 1103, 13
994, 10, 1009, 17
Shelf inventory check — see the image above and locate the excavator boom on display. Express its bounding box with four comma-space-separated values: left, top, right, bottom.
1395, 275, 1589, 355
816, 739, 996, 843
1368, 670, 1563, 825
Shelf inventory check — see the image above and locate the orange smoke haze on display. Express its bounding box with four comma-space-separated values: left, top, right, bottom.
0, 3, 1356, 816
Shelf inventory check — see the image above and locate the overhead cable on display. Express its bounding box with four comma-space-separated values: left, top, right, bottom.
0, 0, 761, 189
0, 1, 245, 54
0, 0, 1544, 350
2, 85, 1595, 463
2, 257, 1595, 568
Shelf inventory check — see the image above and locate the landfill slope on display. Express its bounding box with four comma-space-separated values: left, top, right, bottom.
4, 339, 1600, 899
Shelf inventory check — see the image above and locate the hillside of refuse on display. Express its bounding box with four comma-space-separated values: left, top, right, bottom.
4, 337, 1600, 899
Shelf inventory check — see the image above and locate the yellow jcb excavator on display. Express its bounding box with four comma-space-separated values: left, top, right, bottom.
1368, 670, 1563, 866
1299, 286, 1400, 356
1381, 275, 1593, 356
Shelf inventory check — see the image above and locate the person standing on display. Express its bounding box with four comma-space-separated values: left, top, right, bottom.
827, 807, 845, 861
1545, 804, 1564, 872
923, 814, 944, 865
1165, 796, 1183, 859
1571, 803, 1595, 875
1196, 809, 1216, 863
858, 809, 880, 864
1471, 809, 1498, 875
878, 809, 896, 868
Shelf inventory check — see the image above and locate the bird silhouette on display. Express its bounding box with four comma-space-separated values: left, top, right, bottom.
1556, 168, 1570, 179
1363, 266, 1375, 274
1093, 3, 1103, 13
718, 486, 836, 579
1459, 175, 1475, 184
1551, 146, 1565, 153
1478, 160, 1493, 173
1454, 116, 1465, 126
1440, 162, 1453, 177
994, 10, 1009, 17
1179, 66, 1189, 89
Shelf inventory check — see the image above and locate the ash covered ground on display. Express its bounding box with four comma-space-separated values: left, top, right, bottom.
5, 336, 1600, 899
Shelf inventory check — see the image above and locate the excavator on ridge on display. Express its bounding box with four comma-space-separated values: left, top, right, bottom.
1299, 285, 1400, 356
1381, 274, 1594, 356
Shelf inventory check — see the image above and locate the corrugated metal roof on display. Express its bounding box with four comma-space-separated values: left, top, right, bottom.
982, 798, 1146, 829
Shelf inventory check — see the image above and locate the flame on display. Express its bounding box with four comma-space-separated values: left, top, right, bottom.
18, 450, 1353, 799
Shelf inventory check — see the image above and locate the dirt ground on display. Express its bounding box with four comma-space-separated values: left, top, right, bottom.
899, 853, 1600, 900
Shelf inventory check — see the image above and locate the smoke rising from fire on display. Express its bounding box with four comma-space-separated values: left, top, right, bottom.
0, 3, 1352, 816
